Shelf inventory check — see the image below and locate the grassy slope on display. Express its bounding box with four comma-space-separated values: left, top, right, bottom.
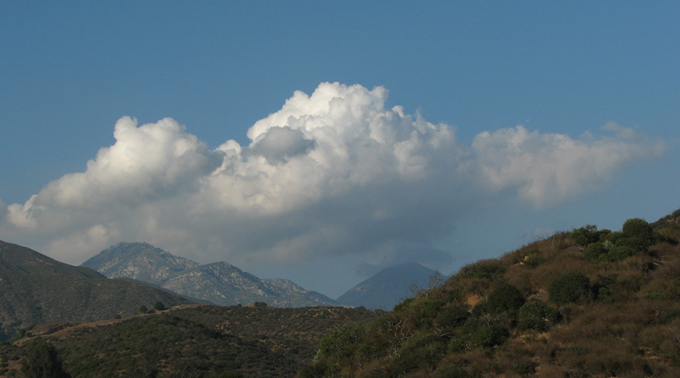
302, 210, 680, 378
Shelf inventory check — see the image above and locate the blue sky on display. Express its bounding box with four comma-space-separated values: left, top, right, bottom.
1, 2, 678, 298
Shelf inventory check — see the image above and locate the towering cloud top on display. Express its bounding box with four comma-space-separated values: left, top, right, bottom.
0, 83, 664, 268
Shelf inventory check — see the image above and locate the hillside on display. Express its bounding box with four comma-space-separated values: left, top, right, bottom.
0, 304, 379, 378
0, 240, 194, 342
82, 242, 338, 307
301, 210, 680, 378
337, 262, 438, 310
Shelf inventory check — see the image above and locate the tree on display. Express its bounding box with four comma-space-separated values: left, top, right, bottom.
21, 342, 71, 378
154, 301, 166, 311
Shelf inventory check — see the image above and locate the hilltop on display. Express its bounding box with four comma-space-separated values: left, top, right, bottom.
301, 210, 680, 377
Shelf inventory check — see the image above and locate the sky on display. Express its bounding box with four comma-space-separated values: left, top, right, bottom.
1, 2, 678, 298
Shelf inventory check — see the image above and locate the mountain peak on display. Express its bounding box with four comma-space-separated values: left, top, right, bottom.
337, 262, 438, 310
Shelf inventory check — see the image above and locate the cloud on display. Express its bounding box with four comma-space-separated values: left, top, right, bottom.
249, 126, 315, 165
0, 82, 665, 270
472, 124, 665, 207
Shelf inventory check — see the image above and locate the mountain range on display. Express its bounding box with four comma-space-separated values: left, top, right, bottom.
0, 240, 193, 341
81, 242, 338, 307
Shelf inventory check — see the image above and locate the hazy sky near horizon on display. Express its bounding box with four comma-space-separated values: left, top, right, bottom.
1, 2, 678, 298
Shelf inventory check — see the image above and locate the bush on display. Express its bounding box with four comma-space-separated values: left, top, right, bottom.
606, 245, 636, 262
459, 259, 505, 280
570, 225, 602, 246
549, 272, 591, 305
518, 301, 560, 331
622, 218, 653, 240
484, 283, 525, 315
470, 324, 509, 349
394, 335, 447, 373
317, 325, 363, 360
523, 255, 546, 268
393, 298, 415, 312
436, 305, 470, 330
592, 276, 616, 302
583, 242, 607, 262
417, 297, 445, 318
620, 218, 656, 253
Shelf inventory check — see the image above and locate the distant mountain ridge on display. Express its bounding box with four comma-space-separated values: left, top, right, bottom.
0, 240, 194, 341
336, 262, 438, 310
81, 242, 198, 285
82, 242, 338, 307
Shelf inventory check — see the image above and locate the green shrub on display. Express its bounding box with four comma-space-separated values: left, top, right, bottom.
583, 242, 607, 262
470, 324, 509, 349
436, 305, 470, 330
606, 245, 636, 262
619, 218, 656, 253
459, 259, 505, 280
393, 298, 415, 312
417, 297, 445, 318
394, 335, 447, 372
592, 276, 616, 302
484, 283, 525, 315
317, 325, 363, 360
524, 255, 546, 268
549, 272, 591, 305
622, 218, 654, 240
570, 225, 601, 246
448, 336, 467, 353
518, 301, 560, 331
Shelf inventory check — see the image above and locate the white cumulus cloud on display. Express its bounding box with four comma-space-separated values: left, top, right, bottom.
472, 124, 665, 207
0, 82, 665, 269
